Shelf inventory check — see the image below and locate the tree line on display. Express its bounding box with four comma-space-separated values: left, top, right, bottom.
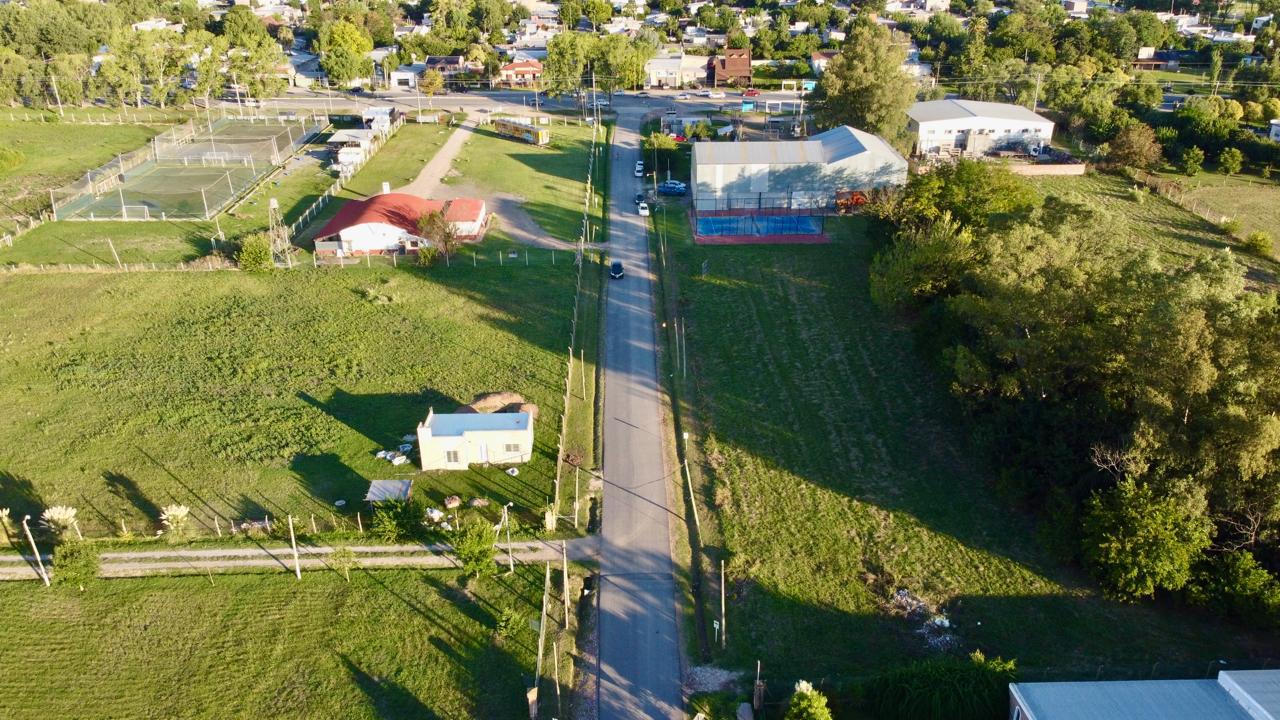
867, 159, 1280, 626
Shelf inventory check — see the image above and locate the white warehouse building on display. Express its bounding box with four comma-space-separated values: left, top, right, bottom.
691, 125, 909, 213
416, 408, 534, 471
907, 99, 1055, 157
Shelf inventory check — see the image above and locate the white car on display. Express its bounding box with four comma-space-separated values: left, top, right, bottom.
708, 91, 726, 99
591, 98, 611, 108
697, 90, 712, 97
638, 202, 650, 216
676, 93, 691, 100
634, 161, 644, 177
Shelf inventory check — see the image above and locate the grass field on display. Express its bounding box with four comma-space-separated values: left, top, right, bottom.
0, 259, 581, 536
0, 120, 164, 232
658, 210, 1278, 689
0, 566, 565, 719
1028, 172, 1280, 286
1148, 168, 1280, 240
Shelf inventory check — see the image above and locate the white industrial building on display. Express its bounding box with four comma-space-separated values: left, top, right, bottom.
907, 99, 1055, 156
416, 408, 534, 470
691, 125, 908, 212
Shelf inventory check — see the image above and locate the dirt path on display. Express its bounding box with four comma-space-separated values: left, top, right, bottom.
0, 537, 599, 581
397, 117, 479, 199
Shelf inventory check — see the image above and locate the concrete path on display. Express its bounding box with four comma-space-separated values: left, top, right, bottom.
0, 537, 599, 581
596, 109, 684, 718
396, 116, 478, 198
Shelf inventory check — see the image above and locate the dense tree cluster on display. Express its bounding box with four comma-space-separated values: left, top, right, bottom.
543, 30, 656, 94
870, 160, 1280, 621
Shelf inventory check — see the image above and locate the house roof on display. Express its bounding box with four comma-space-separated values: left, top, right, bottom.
908, 99, 1051, 124
318, 193, 431, 238
423, 411, 532, 437
365, 479, 413, 503
317, 194, 485, 239
1010, 672, 1280, 720
1219, 670, 1280, 718
501, 59, 543, 71
693, 125, 904, 167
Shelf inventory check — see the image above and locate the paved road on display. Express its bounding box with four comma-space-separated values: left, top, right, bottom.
596, 110, 684, 717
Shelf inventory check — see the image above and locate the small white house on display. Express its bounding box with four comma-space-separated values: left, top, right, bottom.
417, 408, 534, 470
907, 99, 1054, 156
1271, 119, 1280, 143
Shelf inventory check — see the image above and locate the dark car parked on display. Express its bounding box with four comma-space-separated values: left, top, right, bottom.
609, 261, 624, 279
657, 180, 688, 196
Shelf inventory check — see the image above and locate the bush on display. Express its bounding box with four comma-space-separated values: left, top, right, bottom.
1182, 146, 1204, 176
1242, 230, 1273, 257
786, 680, 833, 720
52, 540, 99, 591
688, 692, 744, 720
370, 500, 422, 543
1219, 217, 1242, 236
235, 232, 273, 271
1186, 551, 1280, 627
1128, 185, 1149, 204
452, 515, 497, 583
415, 245, 439, 267
0, 145, 24, 174
1218, 147, 1244, 175
862, 651, 1015, 720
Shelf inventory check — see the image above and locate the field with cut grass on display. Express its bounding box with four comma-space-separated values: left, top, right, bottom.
1148, 168, 1280, 240
1029, 172, 1280, 286
0, 566, 562, 719
658, 211, 1278, 690
0, 259, 582, 536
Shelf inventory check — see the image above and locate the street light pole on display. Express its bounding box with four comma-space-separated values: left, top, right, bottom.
503, 502, 514, 573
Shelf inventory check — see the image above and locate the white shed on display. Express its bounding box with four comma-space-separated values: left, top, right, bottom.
417, 408, 534, 471
907, 99, 1055, 156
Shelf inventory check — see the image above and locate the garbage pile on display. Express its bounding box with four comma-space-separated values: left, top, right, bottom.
891, 589, 961, 653
375, 435, 417, 466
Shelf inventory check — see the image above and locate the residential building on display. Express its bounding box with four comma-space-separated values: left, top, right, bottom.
691, 125, 908, 213
1009, 669, 1280, 720
416, 408, 534, 470
601, 16, 643, 34
131, 18, 185, 32
644, 52, 710, 88
313, 193, 488, 256
498, 59, 543, 86
811, 49, 839, 75
708, 47, 752, 87
1271, 119, 1280, 142
907, 98, 1054, 156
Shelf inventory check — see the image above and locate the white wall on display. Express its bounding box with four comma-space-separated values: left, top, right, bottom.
911, 115, 1054, 155
417, 426, 534, 470
339, 223, 410, 253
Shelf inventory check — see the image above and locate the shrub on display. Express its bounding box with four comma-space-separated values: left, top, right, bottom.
1218, 147, 1244, 175
1219, 217, 1242, 236
1182, 146, 1204, 176
0, 145, 24, 173
329, 546, 357, 582
415, 245, 439, 267
493, 604, 527, 644
0, 508, 15, 546
370, 500, 422, 543
862, 651, 1015, 720
235, 232, 273, 271
452, 516, 497, 583
40, 506, 80, 541
1263, 164, 1273, 179
1242, 231, 1273, 257
1128, 185, 1148, 204
52, 540, 99, 591
786, 680, 834, 720
1186, 551, 1280, 627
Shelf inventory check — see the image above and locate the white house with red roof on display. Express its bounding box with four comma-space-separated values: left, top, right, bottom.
313, 193, 487, 256
498, 59, 543, 86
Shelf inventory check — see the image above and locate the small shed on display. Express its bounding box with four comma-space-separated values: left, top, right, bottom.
365, 479, 414, 503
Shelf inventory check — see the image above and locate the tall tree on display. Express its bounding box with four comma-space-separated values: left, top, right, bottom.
812, 17, 915, 142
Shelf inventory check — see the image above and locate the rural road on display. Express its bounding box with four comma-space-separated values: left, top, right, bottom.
596, 109, 684, 717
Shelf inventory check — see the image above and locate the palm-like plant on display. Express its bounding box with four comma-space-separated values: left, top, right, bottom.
159, 504, 192, 541
40, 506, 79, 539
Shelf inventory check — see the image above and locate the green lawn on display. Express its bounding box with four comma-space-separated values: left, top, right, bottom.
0, 567, 561, 719
1147, 168, 1280, 240
662, 213, 1277, 688
0, 120, 164, 232
447, 120, 605, 243
0, 259, 580, 536
1028, 172, 1280, 286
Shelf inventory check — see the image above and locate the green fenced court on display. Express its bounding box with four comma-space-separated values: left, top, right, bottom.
51, 114, 325, 221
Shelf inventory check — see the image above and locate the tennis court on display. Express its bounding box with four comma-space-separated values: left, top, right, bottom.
51, 114, 325, 221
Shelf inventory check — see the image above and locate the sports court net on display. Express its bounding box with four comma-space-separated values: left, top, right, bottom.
51, 112, 324, 221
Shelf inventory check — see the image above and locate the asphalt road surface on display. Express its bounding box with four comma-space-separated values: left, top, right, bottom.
596, 108, 684, 718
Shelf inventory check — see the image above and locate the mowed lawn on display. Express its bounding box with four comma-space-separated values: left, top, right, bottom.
0, 567, 544, 719
670, 216, 1277, 684
0, 261, 577, 535
0, 120, 163, 231
1029, 172, 1280, 287
1148, 169, 1280, 240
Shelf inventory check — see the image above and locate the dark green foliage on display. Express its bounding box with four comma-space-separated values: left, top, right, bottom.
1187, 551, 1280, 627
370, 500, 423, 543
1182, 146, 1204, 176
1218, 147, 1244, 175
862, 651, 1015, 720
451, 516, 497, 581
52, 540, 99, 591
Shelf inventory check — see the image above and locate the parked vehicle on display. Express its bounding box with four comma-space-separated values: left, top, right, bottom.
677, 93, 691, 100
657, 180, 688, 196
708, 91, 726, 99
743, 89, 760, 97
634, 161, 645, 177
696, 90, 712, 97
638, 202, 650, 216
610, 261, 624, 279
634, 192, 646, 204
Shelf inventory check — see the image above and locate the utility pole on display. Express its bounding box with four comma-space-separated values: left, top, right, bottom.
22, 516, 50, 586
1031, 71, 1043, 112
561, 540, 570, 627
721, 559, 727, 649
288, 515, 302, 580
49, 73, 64, 117
503, 502, 515, 573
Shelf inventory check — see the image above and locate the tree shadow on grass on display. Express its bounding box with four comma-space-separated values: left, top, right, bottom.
290, 452, 366, 508
102, 471, 160, 520
340, 654, 441, 720
299, 389, 461, 451
0, 471, 45, 521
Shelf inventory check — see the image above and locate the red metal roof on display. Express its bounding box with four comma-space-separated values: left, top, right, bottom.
317, 194, 484, 238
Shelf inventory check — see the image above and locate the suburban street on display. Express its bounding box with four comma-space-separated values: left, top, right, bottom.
596, 108, 685, 718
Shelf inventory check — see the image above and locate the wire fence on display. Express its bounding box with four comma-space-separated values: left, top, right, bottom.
1128, 168, 1240, 226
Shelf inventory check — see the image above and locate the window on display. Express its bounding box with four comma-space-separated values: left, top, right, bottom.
504, 444, 521, 453
445, 450, 460, 463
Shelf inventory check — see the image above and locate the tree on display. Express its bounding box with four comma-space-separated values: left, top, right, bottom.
1186, 551, 1280, 627
222, 5, 268, 47
52, 540, 99, 592
584, 0, 612, 29
811, 18, 914, 142
321, 19, 373, 86
417, 210, 459, 255
419, 69, 444, 96
1218, 146, 1243, 174
1182, 145, 1204, 176
330, 546, 357, 582
1106, 122, 1162, 169
275, 25, 295, 51
236, 232, 273, 271
1081, 478, 1214, 600
643, 131, 677, 151
543, 31, 596, 95
452, 516, 497, 583
558, 0, 582, 28
785, 680, 833, 720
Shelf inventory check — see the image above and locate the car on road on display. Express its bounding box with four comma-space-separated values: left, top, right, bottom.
708, 91, 726, 99
634, 161, 645, 177
636, 91, 650, 97
613, 89, 626, 95
638, 202, 650, 216
676, 93, 691, 100
743, 89, 760, 97
610, 260, 624, 279
634, 191, 646, 204
657, 180, 688, 196
696, 90, 712, 97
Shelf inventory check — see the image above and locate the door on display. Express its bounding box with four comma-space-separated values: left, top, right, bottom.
478, 443, 489, 464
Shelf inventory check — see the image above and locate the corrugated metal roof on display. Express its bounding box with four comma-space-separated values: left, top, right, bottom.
908, 98, 1051, 124
692, 126, 881, 166
425, 412, 531, 437
1219, 670, 1280, 719
365, 479, 413, 502
1011, 680, 1255, 720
